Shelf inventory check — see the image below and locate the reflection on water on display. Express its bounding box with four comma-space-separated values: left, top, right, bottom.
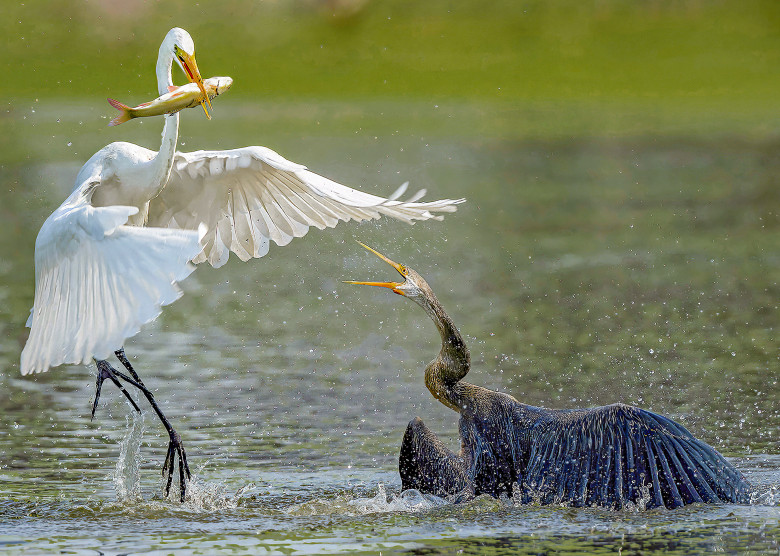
0, 102, 778, 553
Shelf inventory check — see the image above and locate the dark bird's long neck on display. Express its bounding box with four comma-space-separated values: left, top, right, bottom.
418, 289, 471, 412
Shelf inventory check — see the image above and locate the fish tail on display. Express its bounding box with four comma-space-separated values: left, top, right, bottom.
107, 98, 133, 126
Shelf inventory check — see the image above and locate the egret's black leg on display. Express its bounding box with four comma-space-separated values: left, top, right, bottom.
114, 349, 191, 502
92, 359, 142, 419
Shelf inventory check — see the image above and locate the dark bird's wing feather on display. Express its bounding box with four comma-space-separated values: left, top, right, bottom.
520, 403, 750, 509
399, 417, 469, 497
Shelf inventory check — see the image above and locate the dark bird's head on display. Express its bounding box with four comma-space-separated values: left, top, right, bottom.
346, 243, 466, 364
345, 242, 435, 309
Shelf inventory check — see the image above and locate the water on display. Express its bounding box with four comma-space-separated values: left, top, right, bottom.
0, 102, 778, 554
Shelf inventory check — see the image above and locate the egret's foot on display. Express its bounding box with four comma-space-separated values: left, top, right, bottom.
162, 429, 191, 502
92, 360, 141, 419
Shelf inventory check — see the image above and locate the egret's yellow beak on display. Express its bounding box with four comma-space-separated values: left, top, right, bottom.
174, 45, 212, 119
345, 242, 408, 295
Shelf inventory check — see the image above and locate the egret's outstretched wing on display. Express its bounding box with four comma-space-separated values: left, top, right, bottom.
21, 199, 202, 375
520, 403, 751, 509
147, 147, 465, 268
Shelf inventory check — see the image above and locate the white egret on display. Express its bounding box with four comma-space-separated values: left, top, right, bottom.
21, 27, 464, 501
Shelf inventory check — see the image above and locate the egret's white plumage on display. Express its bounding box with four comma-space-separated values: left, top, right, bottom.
21, 27, 464, 376
153, 148, 461, 267
22, 196, 203, 373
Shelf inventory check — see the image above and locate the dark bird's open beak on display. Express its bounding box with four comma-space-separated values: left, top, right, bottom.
345, 242, 408, 295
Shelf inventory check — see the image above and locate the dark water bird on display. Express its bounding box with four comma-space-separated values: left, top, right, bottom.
347, 244, 752, 509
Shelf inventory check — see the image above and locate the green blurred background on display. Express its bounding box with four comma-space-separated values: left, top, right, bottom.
2, 1, 778, 396
4, 0, 780, 140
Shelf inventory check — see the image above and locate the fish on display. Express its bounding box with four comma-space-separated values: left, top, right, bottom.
107, 76, 233, 126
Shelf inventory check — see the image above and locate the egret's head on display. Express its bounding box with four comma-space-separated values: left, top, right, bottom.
345, 243, 432, 306
164, 27, 211, 117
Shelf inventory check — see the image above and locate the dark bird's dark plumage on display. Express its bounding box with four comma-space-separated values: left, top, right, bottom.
348, 244, 751, 509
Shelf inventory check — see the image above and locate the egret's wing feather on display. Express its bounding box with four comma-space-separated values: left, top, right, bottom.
520, 404, 751, 509
148, 146, 465, 268
20, 201, 202, 375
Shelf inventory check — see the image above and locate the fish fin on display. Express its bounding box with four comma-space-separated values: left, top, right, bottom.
107, 97, 130, 111
107, 98, 132, 126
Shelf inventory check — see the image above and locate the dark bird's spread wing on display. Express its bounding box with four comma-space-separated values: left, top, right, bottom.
520, 403, 750, 509
399, 417, 469, 497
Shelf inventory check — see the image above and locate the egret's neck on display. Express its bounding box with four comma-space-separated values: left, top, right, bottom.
150, 46, 179, 195
417, 291, 471, 412
155, 113, 179, 177
156, 45, 175, 95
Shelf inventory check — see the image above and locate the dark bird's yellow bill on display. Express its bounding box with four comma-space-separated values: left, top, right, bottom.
345, 242, 408, 294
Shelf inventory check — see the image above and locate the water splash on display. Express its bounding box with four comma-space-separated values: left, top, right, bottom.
349, 484, 448, 513
112, 411, 144, 502
512, 480, 654, 512
146, 454, 259, 512
109, 412, 255, 511
175, 476, 258, 512
286, 484, 448, 516
750, 483, 780, 506
621, 482, 653, 512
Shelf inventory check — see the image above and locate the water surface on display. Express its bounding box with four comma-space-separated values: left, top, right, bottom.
0, 101, 778, 554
